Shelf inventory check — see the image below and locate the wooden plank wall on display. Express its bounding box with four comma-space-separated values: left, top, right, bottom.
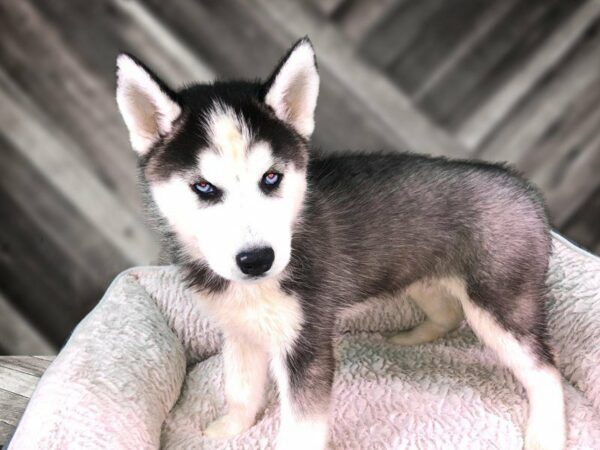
0, 0, 598, 353
0, 356, 53, 443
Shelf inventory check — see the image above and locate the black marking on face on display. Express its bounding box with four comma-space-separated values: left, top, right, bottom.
142, 81, 309, 185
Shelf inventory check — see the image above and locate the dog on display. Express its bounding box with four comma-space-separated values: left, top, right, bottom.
115, 38, 565, 450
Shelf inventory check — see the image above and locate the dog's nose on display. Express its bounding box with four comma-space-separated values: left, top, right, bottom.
236, 247, 275, 276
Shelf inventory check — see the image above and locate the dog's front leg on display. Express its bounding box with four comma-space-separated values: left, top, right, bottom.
272, 338, 334, 450
204, 334, 269, 439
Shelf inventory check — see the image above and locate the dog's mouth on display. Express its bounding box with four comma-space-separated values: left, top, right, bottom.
242, 273, 271, 282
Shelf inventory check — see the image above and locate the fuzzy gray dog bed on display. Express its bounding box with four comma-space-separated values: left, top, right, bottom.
7, 234, 600, 449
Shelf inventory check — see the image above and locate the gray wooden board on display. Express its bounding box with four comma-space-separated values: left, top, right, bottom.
0, 1, 141, 213
0, 135, 129, 345
0, 421, 15, 449
0, 357, 48, 448
387, 0, 492, 95
0, 68, 158, 266
0, 357, 53, 378
333, 0, 400, 43
416, 0, 579, 129
474, 16, 600, 227
359, 0, 446, 69
458, 0, 600, 150
0, 0, 597, 357
476, 20, 600, 165
562, 184, 600, 253
0, 388, 29, 427
142, 0, 408, 153
249, 0, 468, 157
305, 0, 347, 17
0, 192, 106, 345
0, 292, 55, 356
32, 356, 55, 362
0, 134, 131, 289
29, 0, 214, 89
0, 367, 39, 399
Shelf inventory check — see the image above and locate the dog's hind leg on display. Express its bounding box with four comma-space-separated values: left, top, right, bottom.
443, 277, 566, 450
388, 280, 464, 346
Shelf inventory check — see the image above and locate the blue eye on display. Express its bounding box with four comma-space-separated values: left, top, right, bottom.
262, 171, 282, 188
192, 181, 217, 198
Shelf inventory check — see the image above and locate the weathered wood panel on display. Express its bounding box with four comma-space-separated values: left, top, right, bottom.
333, 0, 400, 43
0, 357, 53, 378
0, 357, 51, 446
249, 0, 467, 157
0, 367, 39, 398
0, 419, 15, 448
30, 1, 215, 89
0, 133, 130, 344
387, 0, 493, 96
360, 0, 446, 69
143, 0, 413, 153
0, 0, 597, 354
561, 185, 600, 253
0, 388, 29, 427
0, 292, 55, 356
458, 0, 600, 150
415, 0, 582, 130
476, 17, 600, 226
0, 1, 140, 212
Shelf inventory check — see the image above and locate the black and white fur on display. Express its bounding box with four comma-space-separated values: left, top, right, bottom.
116, 39, 565, 450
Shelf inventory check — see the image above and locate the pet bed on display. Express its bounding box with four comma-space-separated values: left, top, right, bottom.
7, 233, 600, 449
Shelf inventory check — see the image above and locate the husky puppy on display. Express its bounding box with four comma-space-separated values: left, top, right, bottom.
116, 39, 565, 450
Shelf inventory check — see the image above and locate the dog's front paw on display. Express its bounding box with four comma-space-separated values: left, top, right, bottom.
524, 426, 565, 450
204, 412, 253, 439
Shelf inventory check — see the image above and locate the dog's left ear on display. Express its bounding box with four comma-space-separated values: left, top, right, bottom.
116, 53, 182, 155
262, 38, 320, 138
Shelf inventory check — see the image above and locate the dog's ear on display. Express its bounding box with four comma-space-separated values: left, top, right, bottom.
116, 53, 182, 155
262, 38, 319, 138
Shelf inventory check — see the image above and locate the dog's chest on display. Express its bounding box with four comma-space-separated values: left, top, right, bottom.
199, 280, 303, 350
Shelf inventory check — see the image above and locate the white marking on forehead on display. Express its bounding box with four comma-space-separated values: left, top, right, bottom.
204, 102, 252, 164
199, 140, 275, 188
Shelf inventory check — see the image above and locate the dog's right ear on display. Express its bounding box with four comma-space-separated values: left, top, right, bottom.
116, 53, 182, 155
262, 38, 319, 139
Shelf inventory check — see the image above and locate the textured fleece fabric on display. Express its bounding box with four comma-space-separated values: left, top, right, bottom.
8, 234, 600, 449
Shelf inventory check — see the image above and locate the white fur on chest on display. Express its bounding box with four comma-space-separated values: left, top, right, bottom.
198, 279, 303, 352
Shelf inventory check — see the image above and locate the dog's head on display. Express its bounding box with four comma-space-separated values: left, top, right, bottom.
116, 39, 318, 283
